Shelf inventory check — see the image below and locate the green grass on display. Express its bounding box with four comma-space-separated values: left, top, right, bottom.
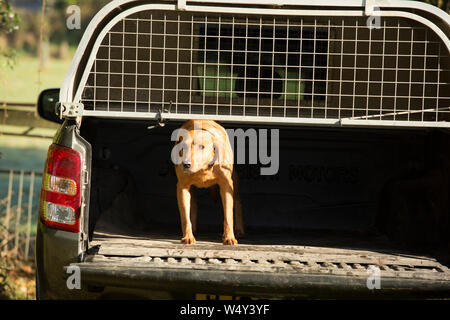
0, 134, 51, 170
0, 53, 67, 243
0, 52, 73, 104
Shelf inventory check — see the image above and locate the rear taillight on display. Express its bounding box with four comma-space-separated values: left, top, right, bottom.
39, 144, 82, 233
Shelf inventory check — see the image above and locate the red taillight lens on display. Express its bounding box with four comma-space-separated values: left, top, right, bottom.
39, 144, 82, 233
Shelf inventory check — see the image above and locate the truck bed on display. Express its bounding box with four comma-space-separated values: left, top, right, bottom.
71, 226, 450, 299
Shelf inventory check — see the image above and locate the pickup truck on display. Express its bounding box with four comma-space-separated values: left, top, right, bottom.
35, 0, 450, 299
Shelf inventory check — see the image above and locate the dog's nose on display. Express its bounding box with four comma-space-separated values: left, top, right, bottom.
183, 162, 192, 169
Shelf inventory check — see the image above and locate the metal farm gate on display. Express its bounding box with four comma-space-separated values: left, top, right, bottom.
0, 169, 42, 261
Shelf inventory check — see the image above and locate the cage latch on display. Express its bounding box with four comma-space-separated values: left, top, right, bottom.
147, 101, 173, 130
177, 0, 187, 10
364, 0, 383, 15
56, 102, 84, 120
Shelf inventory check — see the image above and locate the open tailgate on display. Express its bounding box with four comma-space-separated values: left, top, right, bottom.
66, 235, 450, 299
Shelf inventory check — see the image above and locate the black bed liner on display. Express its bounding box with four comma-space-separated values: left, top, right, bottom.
69, 228, 450, 299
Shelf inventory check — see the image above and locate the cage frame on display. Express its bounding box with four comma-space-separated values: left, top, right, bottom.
59, 0, 450, 128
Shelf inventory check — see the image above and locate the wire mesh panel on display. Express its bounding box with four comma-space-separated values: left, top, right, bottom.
80, 10, 450, 126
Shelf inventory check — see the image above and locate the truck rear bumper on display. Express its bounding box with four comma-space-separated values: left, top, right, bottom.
66, 231, 450, 299
67, 261, 450, 299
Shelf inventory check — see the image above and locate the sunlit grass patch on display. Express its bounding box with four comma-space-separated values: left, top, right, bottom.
0, 52, 73, 104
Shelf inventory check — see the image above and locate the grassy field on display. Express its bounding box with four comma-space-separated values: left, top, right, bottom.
0, 53, 67, 300
0, 134, 51, 170
0, 52, 66, 225
0, 134, 50, 203
0, 52, 73, 103
0, 52, 64, 254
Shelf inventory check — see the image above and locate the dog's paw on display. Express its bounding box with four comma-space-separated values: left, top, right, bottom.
223, 237, 238, 246
181, 236, 196, 245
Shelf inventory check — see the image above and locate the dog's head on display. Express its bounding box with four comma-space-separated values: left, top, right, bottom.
173, 127, 219, 174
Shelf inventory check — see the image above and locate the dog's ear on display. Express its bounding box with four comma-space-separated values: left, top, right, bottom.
172, 128, 188, 146
208, 128, 234, 167
209, 143, 220, 166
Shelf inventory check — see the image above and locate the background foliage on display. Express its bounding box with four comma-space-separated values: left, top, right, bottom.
0, 0, 20, 68
422, 0, 449, 12
1, 0, 448, 60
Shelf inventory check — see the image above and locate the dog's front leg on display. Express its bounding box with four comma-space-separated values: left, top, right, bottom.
177, 183, 196, 244
219, 182, 238, 245
190, 190, 198, 234
232, 170, 245, 237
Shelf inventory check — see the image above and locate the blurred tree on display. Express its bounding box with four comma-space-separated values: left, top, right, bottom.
0, 0, 19, 33
421, 0, 449, 12
48, 0, 110, 47
0, 0, 20, 68
2, 0, 448, 59
39, 0, 48, 70
3, 0, 110, 56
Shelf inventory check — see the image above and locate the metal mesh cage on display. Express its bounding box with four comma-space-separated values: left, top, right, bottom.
80, 9, 450, 126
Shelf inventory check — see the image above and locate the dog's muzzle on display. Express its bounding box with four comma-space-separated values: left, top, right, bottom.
183, 161, 192, 170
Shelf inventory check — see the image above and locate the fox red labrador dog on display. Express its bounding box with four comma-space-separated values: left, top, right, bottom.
173, 120, 244, 245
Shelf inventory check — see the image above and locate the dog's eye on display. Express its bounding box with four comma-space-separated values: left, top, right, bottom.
198, 145, 205, 150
